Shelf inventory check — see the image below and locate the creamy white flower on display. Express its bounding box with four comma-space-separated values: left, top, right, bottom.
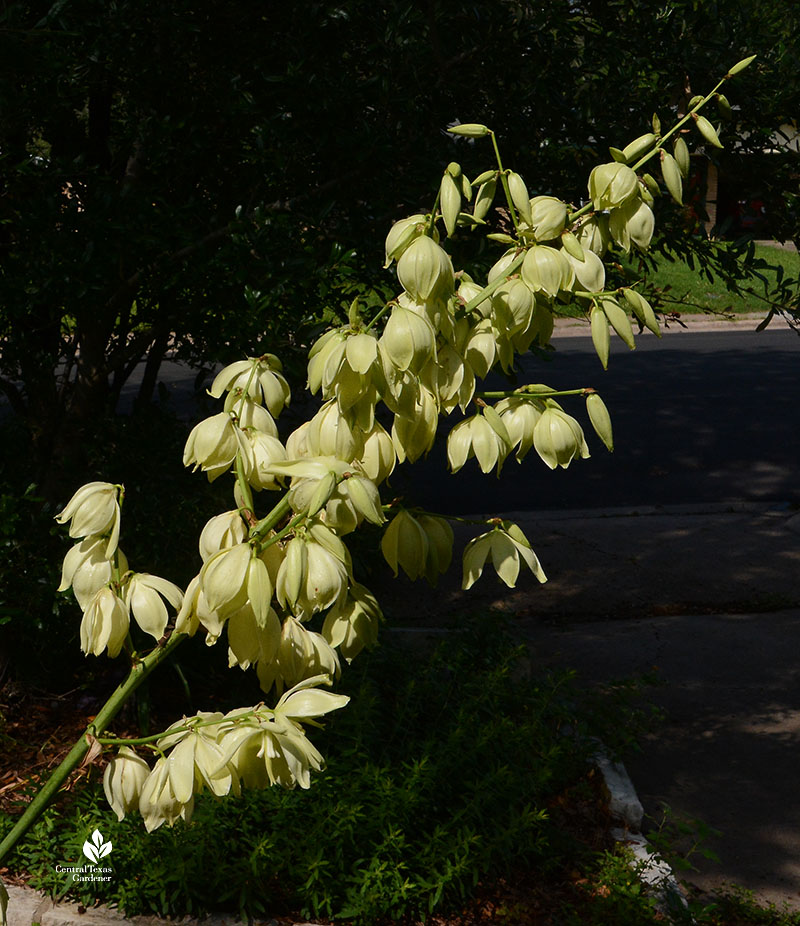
462, 524, 547, 590
124, 573, 183, 641
138, 756, 194, 832
182, 413, 238, 482
80, 587, 129, 658
103, 747, 150, 822
55, 482, 121, 557
58, 536, 128, 609
199, 510, 248, 562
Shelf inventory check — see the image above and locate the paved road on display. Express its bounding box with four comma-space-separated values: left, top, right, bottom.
390, 323, 800, 513
115, 317, 800, 512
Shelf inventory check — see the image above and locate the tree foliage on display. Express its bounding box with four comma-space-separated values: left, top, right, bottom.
0, 0, 797, 486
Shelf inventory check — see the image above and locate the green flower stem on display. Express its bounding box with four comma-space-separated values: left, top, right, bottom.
0, 631, 187, 867
573, 289, 625, 299
426, 193, 441, 236
379, 501, 492, 527
489, 132, 520, 231
424, 511, 492, 526
567, 72, 729, 226
463, 253, 525, 313
260, 510, 307, 549
477, 387, 593, 400
631, 76, 728, 172
235, 452, 255, 515
235, 362, 261, 420
250, 494, 293, 541
364, 301, 394, 333
95, 710, 260, 748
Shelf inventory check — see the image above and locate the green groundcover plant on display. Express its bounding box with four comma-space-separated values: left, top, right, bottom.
1, 624, 614, 921
0, 55, 759, 924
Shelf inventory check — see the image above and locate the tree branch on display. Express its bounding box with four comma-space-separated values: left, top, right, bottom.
0, 375, 26, 416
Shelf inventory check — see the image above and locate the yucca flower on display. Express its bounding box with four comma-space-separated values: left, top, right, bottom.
182, 413, 238, 482
462, 523, 547, 589
58, 536, 128, 609
124, 573, 183, 641
55, 482, 121, 557
80, 586, 129, 658
103, 747, 151, 821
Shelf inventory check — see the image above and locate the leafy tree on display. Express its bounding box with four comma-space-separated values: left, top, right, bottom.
0, 0, 797, 492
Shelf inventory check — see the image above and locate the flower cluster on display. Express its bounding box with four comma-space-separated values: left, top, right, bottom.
50, 62, 749, 837
103, 677, 349, 831
56, 483, 182, 657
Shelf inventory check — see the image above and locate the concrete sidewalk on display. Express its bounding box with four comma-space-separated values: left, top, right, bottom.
376, 501, 800, 908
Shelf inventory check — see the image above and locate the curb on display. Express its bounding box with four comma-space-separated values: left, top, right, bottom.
4, 884, 290, 926
5, 755, 686, 926
551, 311, 791, 339
594, 748, 690, 917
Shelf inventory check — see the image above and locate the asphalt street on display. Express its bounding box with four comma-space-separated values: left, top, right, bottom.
116, 317, 800, 514
386, 322, 800, 512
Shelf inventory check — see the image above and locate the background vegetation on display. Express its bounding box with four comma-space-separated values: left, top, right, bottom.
1, 0, 799, 490
1, 3, 799, 920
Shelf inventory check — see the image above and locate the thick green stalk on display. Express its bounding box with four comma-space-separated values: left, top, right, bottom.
250, 494, 293, 541
0, 632, 186, 866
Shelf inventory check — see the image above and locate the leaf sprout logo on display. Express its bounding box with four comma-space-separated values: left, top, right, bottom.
82, 829, 113, 865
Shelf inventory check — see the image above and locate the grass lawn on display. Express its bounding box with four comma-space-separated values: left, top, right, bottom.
626, 242, 800, 315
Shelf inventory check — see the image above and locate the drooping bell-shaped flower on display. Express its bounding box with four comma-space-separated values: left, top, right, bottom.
59, 536, 128, 609
103, 747, 151, 822
532, 404, 590, 470
462, 523, 547, 590
322, 582, 382, 661
80, 586, 129, 658
183, 413, 239, 482
588, 162, 639, 210
124, 573, 183, 641
55, 482, 121, 557
396, 235, 455, 303
521, 245, 574, 297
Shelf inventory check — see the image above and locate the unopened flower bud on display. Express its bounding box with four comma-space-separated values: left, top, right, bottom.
586, 392, 614, 452
396, 236, 455, 302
